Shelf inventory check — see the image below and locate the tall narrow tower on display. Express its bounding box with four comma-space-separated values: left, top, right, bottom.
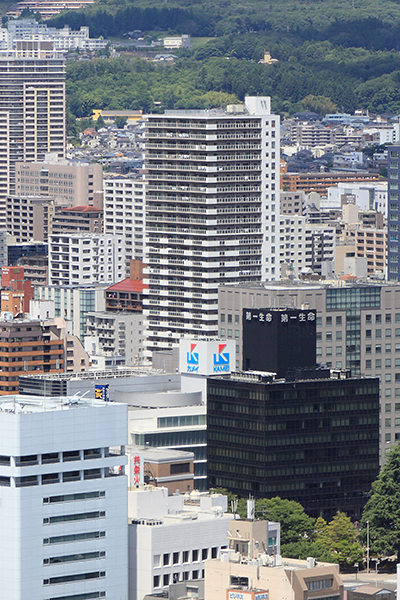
0, 40, 65, 226
143, 96, 280, 357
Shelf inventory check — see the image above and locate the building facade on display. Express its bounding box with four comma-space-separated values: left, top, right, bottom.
0, 394, 128, 600
207, 371, 379, 519
48, 233, 125, 287
218, 282, 400, 463
103, 174, 145, 273
0, 41, 65, 224
388, 145, 400, 282
15, 159, 103, 208
143, 97, 280, 357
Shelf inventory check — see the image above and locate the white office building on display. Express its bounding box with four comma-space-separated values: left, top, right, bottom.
143, 96, 280, 356
48, 233, 125, 287
128, 486, 231, 600
103, 174, 146, 274
0, 394, 128, 600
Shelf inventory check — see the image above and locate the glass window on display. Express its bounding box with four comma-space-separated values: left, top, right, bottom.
336, 347, 342, 356
366, 315, 372, 324
154, 576, 161, 588
376, 359, 382, 369
386, 359, 392, 368
386, 344, 392, 353
235, 315, 239, 325
336, 331, 342, 341
376, 314, 382, 324
386, 314, 392, 323
366, 360, 372, 370
366, 330, 372, 339
386, 389, 392, 398
326, 332, 332, 341
326, 347, 332, 356
376, 345, 381, 354
336, 316, 342, 326
336, 361, 342, 369
220, 314, 225, 323
386, 329, 392, 338
386, 433, 392, 443
376, 330, 382, 339
326, 316, 332, 326
316, 332, 322, 341
316, 317, 322, 327
386, 418, 392, 428
386, 403, 392, 413
366, 345, 371, 354
386, 374, 392, 383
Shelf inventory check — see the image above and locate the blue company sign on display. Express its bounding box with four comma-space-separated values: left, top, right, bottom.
187, 343, 199, 372
95, 384, 109, 401
213, 343, 230, 373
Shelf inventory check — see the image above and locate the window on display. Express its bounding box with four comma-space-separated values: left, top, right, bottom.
386, 433, 392, 443
163, 554, 170, 566
154, 555, 161, 568
376, 345, 382, 354
202, 548, 208, 560
43, 551, 105, 565
386, 344, 392, 353
326, 316, 332, 326
316, 332, 322, 341
386, 389, 392, 398
386, 314, 392, 323
211, 547, 218, 559
386, 419, 392, 428
192, 550, 199, 562
386, 329, 392, 338
336, 331, 342, 341
43, 531, 105, 545
43, 491, 105, 504
366, 345, 371, 354
163, 574, 170, 586
376, 314, 382, 324
235, 315, 239, 325
326, 347, 332, 356
154, 576, 161, 588
376, 359, 382, 369
43, 571, 105, 585
336, 316, 342, 326
386, 374, 392, 383
366, 360, 372, 370
220, 314, 225, 323
326, 332, 332, 342
193, 571, 199, 580
366, 315, 372, 324
336, 361, 342, 369
386, 403, 392, 413
366, 330, 372, 339
306, 579, 333, 591
183, 551, 189, 563
386, 359, 392, 368
173, 552, 180, 564
43, 511, 105, 525
336, 347, 342, 356
376, 330, 382, 339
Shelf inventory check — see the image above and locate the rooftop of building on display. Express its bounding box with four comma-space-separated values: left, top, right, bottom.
59, 205, 103, 213
18, 367, 167, 381
127, 445, 194, 464
0, 394, 113, 414
219, 278, 396, 290
106, 278, 146, 293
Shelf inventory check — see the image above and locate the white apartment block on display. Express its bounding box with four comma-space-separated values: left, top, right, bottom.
0, 41, 65, 225
16, 158, 103, 208
324, 181, 388, 213
278, 215, 305, 277
144, 96, 280, 356
85, 311, 144, 367
103, 174, 145, 274
0, 394, 128, 600
128, 487, 230, 600
4, 19, 107, 51
304, 224, 336, 275
48, 233, 125, 287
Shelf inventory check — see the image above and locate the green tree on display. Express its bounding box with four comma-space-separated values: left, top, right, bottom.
361, 444, 400, 560
315, 512, 363, 568
115, 116, 128, 129
255, 497, 315, 545
95, 114, 106, 130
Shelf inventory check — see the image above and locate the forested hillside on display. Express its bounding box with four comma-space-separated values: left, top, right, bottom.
47, 0, 400, 119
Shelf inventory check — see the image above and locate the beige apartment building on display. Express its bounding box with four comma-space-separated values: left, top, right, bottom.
0, 41, 65, 225
15, 158, 103, 208
6, 195, 55, 242
218, 281, 400, 464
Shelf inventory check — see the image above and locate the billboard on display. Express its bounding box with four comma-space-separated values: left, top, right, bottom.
179, 339, 236, 376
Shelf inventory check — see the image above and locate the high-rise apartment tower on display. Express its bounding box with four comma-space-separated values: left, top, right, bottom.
0, 40, 65, 225
143, 96, 280, 357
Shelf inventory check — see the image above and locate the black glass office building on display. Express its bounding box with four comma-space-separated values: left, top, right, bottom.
207, 373, 380, 519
